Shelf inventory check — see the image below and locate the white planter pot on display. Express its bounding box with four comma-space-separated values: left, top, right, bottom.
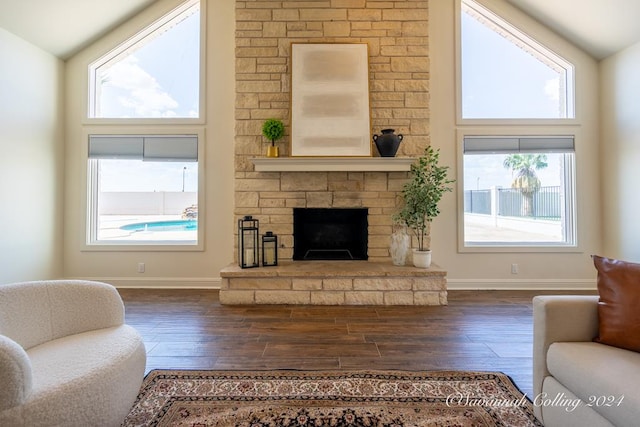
412, 249, 432, 268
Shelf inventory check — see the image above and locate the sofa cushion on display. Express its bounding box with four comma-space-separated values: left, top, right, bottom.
547, 341, 640, 427
541, 377, 614, 427
592, 255, 640, 352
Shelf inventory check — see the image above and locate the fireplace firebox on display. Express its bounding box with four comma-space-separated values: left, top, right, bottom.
293, 208, 368, 260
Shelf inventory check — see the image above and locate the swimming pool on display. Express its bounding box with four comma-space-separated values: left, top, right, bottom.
120, 219, 197, 232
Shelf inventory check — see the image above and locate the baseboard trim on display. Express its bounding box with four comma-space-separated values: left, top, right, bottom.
64, 276, 595, 291
446, 278, 596, 290
65, 276, 222, 289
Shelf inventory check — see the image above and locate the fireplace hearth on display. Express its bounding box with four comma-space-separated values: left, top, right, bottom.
293, 208, 368, 261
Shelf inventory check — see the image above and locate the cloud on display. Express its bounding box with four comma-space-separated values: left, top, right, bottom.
544, 78, 560, 102
103, 56, 179, 117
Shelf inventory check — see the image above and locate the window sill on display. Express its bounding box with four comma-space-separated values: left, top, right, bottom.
458, 244, 581, 253
82, 242, 203, 252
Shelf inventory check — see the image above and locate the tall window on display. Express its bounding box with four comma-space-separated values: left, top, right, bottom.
458, 0, 578, 249
87, 135, 200, 246
88, 0, 200, 119
460, 0, 574, 119
462, 136, 576, 247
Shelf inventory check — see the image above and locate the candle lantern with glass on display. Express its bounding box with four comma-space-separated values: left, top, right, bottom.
238, 215, 259, 268
262, 231, 278, 267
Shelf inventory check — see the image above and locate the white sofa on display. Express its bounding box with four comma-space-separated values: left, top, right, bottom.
533, 295, 640, 427
0, 280, 146, 427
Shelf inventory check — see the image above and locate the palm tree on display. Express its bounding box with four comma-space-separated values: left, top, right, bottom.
503, 154, 548, 216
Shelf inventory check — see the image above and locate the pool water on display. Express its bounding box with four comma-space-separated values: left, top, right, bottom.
120, 220, 197, 232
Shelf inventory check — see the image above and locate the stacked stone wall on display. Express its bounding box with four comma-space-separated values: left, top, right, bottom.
235, 0, 430, 261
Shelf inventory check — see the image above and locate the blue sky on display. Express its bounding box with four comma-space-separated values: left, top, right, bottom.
100, 160, 197, 192
96, 9, 200, 118
463, 153, 564, 191
461, 7, 568, 119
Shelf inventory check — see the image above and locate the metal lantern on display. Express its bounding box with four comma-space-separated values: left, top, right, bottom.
262, 231, 278, 267
238, 215, 259, 268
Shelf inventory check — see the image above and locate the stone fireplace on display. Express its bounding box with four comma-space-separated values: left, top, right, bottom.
219, 1, 447, 305
233, 0, 431, 263
293, 208, 368, 261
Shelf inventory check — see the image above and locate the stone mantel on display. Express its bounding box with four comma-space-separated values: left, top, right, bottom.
251, 157, 416, 172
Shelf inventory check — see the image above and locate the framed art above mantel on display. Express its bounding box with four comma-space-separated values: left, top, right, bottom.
290, 43, 371, 157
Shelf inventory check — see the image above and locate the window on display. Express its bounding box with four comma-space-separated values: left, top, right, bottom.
462, 136, 576, 247
458, 0, 579, 250
87, 134, 200, 247
88, 0, 201, 119
460, 0, 574, 119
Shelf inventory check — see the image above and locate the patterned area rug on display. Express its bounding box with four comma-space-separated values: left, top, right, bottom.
123, 370, 542, 426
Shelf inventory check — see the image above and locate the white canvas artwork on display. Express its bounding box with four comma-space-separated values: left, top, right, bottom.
290, 43, 371, 157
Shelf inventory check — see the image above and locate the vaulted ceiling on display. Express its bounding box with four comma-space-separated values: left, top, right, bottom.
0, 0, 157, 59
0, 0, 638, 60
506, 0, 640, 59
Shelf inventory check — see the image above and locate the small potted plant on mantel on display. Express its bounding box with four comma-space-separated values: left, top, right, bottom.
393, 146, 454, 268
262, 118, 285, 158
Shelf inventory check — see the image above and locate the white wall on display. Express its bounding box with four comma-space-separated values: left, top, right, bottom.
600, 41, 640, 262
429, 0, 602, 289
0, 27, 64, 284
63, 0, 235, 288
99, 192, 197, 215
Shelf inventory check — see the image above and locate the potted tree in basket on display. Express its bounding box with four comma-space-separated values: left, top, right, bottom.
262, 118, 285, 158
393, 146, 454, 268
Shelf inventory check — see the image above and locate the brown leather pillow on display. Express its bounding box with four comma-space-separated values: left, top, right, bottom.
592, 255, 640, 352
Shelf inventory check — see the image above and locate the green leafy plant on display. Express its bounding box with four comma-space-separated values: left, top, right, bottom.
503, 153, 548, 216
393, 146, 455, 251
262, 119, 285, 147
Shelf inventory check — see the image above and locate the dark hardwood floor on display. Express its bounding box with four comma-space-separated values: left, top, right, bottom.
119, 289, 596, 397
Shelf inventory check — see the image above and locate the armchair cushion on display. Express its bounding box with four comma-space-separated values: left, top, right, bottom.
592, 255, 640, 352
0, 280, 124, 350
0, 336, 32, 411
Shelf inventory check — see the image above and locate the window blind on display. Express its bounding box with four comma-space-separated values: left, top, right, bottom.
88, 135, 198, 161
463, 136, 574, 154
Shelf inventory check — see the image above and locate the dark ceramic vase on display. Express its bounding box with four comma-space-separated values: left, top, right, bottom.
373, 129, 403, 157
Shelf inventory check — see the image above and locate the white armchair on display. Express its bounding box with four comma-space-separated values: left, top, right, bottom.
0, 280, 146, 427
533, 295, 640, 427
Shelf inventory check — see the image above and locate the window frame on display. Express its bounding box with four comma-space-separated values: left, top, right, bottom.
456, 128, 581, 253
455, 0, 578, 126
82, 127, 206, 252
455, 0, 583, 253
85, 0, 206, 125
